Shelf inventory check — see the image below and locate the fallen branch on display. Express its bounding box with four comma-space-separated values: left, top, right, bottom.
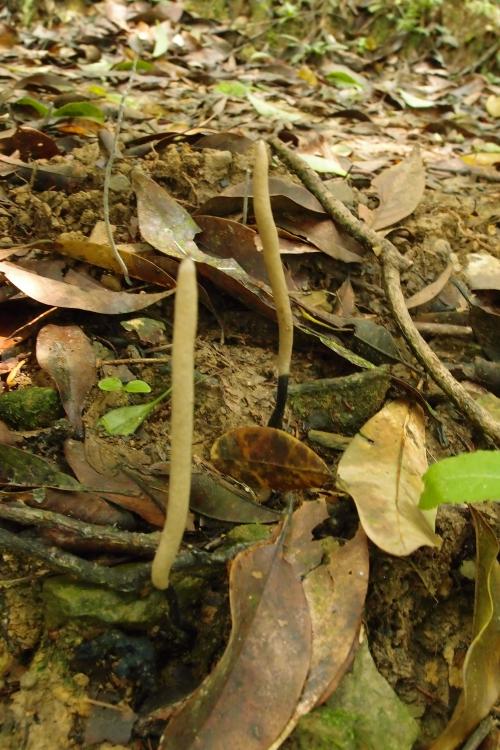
0, 504, 253, 592
270, 138, 500, 445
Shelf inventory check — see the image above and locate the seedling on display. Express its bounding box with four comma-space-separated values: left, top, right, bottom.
99, 387, 171, 436
98, 376, 152, 394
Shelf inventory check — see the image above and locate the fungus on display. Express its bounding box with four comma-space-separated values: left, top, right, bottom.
253, 140, 294, 429
151, 256, 198, 590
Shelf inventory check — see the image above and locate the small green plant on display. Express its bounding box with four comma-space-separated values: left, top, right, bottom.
419, 451, 500, 510
98, 376, 152, 394
99, 387, 171, 436
98, 376, 169, 436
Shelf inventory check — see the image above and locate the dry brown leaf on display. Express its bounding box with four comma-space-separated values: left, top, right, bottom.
337, 400, 440, 556
211, 426, 332, 491
271, 514, 369, 748
370, 148, 425, 231
405, 263, 454, 309
160, 542, 312, 750
36, 325, 96, 435
198, 176, 326, 217
429, 510, 500, 750
55, 237, 176, 290
64, 439, 164, 527
0, 261, 171, 313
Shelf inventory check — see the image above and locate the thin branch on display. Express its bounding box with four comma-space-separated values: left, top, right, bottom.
0, 504, 254, 592
102, 59, 138, 283
270, 138, 500, 445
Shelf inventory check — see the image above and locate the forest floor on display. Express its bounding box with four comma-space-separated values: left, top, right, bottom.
0, 3, 499, 750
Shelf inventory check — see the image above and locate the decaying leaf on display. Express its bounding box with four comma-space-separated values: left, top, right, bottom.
132, 170, 200, 257
405, 263, 454, 310
271, 505, 369, 748
0, 261, 171, 313
190, 471, 281, 524
160, 542, 312, 750
337, 400, 440, 556
36, 324, 96, 434
65, 439, 164, 527
429, 510, 500, 750
369, 148, 425, 231
211, 426, 332, 491
0, 443, 83, 491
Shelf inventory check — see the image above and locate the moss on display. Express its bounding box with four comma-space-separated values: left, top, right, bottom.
42, 576, 172, 631
289, 367, 390, 435
0, 387, 62, 429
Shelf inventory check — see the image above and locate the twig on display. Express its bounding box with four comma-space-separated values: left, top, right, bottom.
97, 357, 171, 367
0, 502, 158, 554
414, 322, 473, 338
102, 59, 138, 283
461, 715, 496, 750
0, 508, 253, 592
270, 138, 500, 445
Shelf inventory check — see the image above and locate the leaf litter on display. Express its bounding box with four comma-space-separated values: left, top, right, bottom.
0, 2, 499, 749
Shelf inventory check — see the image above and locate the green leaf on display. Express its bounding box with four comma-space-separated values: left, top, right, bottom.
419, 451, 500, 510
325, 70, 364, 89
247, 91, 304, 123
99, 388, 170, 436
124, 379, 151, 393
214, 80, 249, 98
152, 23, 170, 58
113, 59, 153, 73
52, 102, 105, 122
13, 96, 50, 117
98, 377, 124, 392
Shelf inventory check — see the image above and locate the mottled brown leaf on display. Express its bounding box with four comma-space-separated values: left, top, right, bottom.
211, 426, 332, 491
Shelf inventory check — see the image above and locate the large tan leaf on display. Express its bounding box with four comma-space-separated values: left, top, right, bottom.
337, 400, 440, 556
369, 148, 425, 231
211, 426, 332, 491
429, 510, 500, 750
160, 542, 312, 750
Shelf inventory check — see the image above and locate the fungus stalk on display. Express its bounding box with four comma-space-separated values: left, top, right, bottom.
151, 256, 198, 590
253, 140, 294, 429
